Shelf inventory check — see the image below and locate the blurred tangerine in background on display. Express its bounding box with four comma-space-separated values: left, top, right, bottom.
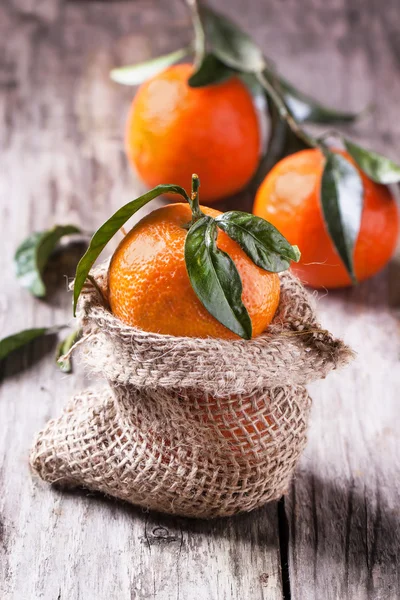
253, 148, 399, 289
125, 64, 260, 204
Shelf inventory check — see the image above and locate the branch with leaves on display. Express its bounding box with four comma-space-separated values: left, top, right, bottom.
111, 1, 400, 284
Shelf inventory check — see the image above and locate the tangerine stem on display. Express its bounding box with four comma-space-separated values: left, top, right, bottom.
189, 173, 203, 220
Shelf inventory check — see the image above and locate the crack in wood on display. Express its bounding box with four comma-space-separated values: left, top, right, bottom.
344, 479, 355, 590
278, 497, 291, 600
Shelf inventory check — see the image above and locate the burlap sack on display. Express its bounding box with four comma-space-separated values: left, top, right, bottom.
31, 266, 353, 518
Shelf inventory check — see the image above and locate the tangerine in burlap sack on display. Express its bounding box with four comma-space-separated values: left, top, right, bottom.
30, 267, 353, 518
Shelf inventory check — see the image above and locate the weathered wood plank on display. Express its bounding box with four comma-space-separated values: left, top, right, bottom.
1, 0, 400, 598
286, 260, 400, 599
248, 0, 400, 597
0, 1, 283, 599
215, 0, 400, 597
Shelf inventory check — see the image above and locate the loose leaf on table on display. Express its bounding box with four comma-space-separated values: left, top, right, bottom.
110, 47, 191, 86
215, 211, 300, 272
198, 4, 265, 73
15, 225, 81, 298
320, 152, 364, 283
184, 216, 252, 339
188, 53, 234, 87
73, 184, 189, 315
0, 327, 62, 362
56, 329, 81, 374
344, 139, 400, 184
277, 76, 361, 124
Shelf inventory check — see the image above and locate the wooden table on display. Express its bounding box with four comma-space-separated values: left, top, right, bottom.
1, 1, 399, 598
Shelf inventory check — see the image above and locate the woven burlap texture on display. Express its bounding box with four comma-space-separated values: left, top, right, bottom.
31, 266, 353, 518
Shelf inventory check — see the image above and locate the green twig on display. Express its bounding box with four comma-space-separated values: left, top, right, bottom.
185, 173, 204, 227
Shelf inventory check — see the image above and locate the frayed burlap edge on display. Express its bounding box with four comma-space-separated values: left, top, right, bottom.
76, 265, 355, 396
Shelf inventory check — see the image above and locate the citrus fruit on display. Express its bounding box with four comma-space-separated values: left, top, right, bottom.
125, 63, 260, 204
108, 203, 280, 339
253, 148, 399, 288
204, 394, 276, 452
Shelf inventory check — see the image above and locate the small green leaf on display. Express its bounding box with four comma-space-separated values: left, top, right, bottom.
320, 152, 364, 282
0, 327, 61, 361
56, 329, 81, 374
344, 139, 400, 184
188, 53, 235, 87
184, 216, 252, 339
73, 184, 189, 315
110, 47, 191, 86
15, 225, 81, 298
215, 211, 300, 272
199, 5, 265, 73
278, 77, 362, 124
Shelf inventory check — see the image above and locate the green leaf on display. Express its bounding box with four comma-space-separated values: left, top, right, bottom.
73, 184, 189, 315
251, 98, 311, 189
188, 53, 235, 87
215, 211, 300, 272
199, 5, 265, 73
278, 77, 361, 124
110, 47, 191, 86
320, 152, 364, 282
15, 225, 81, 298
56, 329, 81, 374
0, 327, 60, 361
256, 69, 317, 152
184, 216, 252, 339
239, 72, 264, 97
344, 139, 400, 184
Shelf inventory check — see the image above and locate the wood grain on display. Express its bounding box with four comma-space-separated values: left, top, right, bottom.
1, 0, 399, 598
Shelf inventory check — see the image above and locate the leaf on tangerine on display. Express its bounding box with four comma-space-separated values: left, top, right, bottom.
184, 216, 252, 339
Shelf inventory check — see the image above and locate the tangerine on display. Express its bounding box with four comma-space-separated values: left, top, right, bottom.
108, 203, 280, 339
125, 64, 260, 204
253, 148, 399, 288
203, 394, 276, 453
